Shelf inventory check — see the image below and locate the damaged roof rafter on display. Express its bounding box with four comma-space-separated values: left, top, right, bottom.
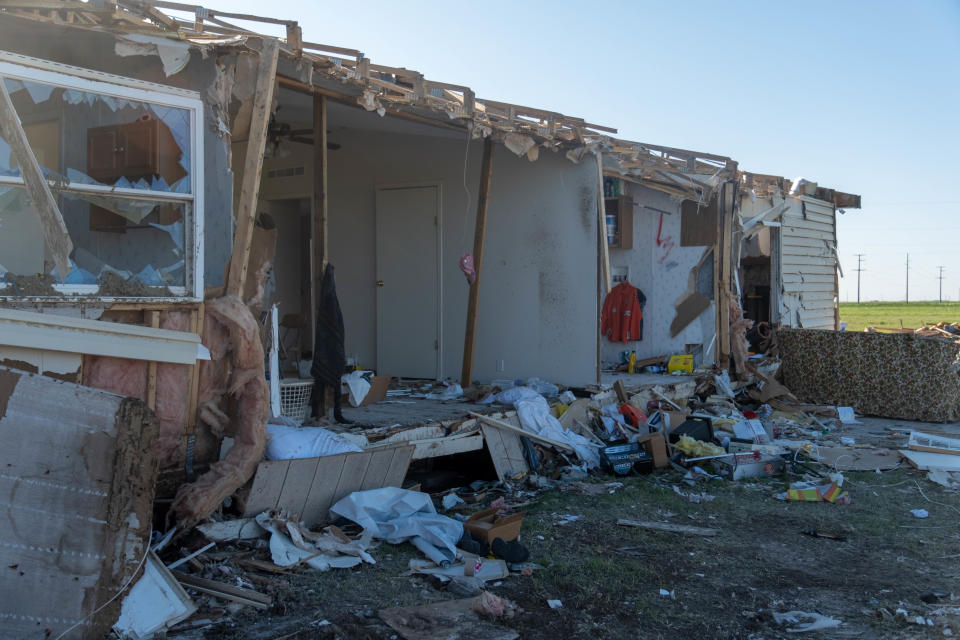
739, 171, 861, 209
1, 0, 742, 193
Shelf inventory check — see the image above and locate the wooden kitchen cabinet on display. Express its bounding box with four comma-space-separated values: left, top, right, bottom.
86, 116, 187, 231
605, 195, 633, 250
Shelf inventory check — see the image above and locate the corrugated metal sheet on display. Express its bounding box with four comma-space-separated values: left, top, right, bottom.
778, 196, 837, 329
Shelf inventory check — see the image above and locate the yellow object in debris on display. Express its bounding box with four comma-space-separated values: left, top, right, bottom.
555, 403, 569, 418
628, 352, 637, 374
674, 434, 725, 457
667, 354, 694, 374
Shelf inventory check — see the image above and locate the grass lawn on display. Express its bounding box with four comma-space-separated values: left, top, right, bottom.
839, 301, 960, 331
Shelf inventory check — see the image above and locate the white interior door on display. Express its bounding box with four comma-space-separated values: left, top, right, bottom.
375, 185, 441, 379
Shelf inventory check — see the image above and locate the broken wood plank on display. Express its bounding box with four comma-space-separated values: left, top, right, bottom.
299, 454, 347, 526
471, 413, 575, 451
146, 310, 160, 410
226, 39, 279, 297
0, 79, 72, 278
379, 596, 518, 640
408, 433, 484, 460
482, 424, 529, 482
461, 137, 494, 388
596, 151, 611, 294
311, 92, 327, 354
172, 571, 271, 609
617, 519, 717, 536
613, 379, 629, 404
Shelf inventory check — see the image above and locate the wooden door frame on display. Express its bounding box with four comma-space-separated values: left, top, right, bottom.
374, 181, 443, 380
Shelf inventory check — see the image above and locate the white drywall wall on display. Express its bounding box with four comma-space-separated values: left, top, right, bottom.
257, 125, 600, 386
603, 183, 715, 367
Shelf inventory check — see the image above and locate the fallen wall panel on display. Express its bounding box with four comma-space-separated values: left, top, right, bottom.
778, 329, 960, 422
0, 367, 158, 639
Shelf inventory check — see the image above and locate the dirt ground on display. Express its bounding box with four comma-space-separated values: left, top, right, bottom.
171, 459, 959, 640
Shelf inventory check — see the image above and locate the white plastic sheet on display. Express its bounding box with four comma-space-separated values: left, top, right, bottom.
342, 370, 372, 407
482, 386, 601, 468
265, 424, 363, 460
330, 487, 463, 564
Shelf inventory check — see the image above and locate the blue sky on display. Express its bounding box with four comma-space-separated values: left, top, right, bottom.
223, 0, 960, 301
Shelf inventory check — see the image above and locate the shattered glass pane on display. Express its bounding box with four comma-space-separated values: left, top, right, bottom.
2, 77, 192, 194
0, 186, 189, 292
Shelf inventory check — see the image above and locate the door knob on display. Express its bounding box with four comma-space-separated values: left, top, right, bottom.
376, 280, 384, 287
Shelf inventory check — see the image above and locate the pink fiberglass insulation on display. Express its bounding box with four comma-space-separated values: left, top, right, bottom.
82, 355, 148, 401
171, 294, 269, 528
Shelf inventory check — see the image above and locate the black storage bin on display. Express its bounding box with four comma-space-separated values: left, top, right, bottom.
669, 416, 714, 444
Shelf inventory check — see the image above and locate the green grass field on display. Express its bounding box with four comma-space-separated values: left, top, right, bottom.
839, 301, 960, 331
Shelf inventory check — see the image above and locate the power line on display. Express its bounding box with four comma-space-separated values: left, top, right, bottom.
905, 253, 910, 303
854, 253, 865, 303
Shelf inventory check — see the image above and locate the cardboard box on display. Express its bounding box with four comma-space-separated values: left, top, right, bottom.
464, 508, 524, 544
635, 432, 669, 468
360, 375, 392, 406
712, 452, 785, 480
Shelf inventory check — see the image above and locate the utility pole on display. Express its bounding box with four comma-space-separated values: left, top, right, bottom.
938, 266, 946, 303
905, 253, 910, 303
854, 253, 865, 303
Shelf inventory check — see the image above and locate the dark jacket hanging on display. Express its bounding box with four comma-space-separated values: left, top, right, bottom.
310, 263, 350, 422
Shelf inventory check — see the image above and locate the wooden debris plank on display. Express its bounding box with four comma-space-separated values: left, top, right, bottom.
299, 453, 347, 526
358, 447, 397, 491
274, 457, 321, 519
242, 459, 291, 515
472, 413, 575, 451
226, 38, 279, 297
172, 571, 270, 609
146, 310, 160, 410
460, 137, 494, 388
617, 519, 717, 536
0, 79, 72, 278
482, 424, 512, 482
382, 445, 415, 488
412, 433, 484, 460
330, 450, 373, 504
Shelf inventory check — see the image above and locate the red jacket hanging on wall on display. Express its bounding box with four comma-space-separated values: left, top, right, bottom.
601, 281, 643, 342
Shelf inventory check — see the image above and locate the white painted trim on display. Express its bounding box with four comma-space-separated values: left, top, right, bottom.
0, 51, 202, 104
0, 177, 193, 201
0, 308, 208, 364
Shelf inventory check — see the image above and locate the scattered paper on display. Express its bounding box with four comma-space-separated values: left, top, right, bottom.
910, 509, 929, 519
547, 599, 563, 609
773, 610, 842, 633
837, 407, 862, 424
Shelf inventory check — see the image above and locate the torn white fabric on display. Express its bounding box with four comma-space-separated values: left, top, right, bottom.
342, 370, 372, 407
330, 487, 463, 564
265, 424, 363, 460
115, 34, 191, 77
254, 512, 371, 571
482, 386, 601, 468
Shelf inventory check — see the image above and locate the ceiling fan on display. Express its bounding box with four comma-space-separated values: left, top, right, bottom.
267, 115, 341, 151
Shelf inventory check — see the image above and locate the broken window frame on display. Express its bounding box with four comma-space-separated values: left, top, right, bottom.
0, 50, 205, 300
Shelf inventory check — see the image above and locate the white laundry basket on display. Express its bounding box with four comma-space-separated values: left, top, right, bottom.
279, 378, 314, 423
